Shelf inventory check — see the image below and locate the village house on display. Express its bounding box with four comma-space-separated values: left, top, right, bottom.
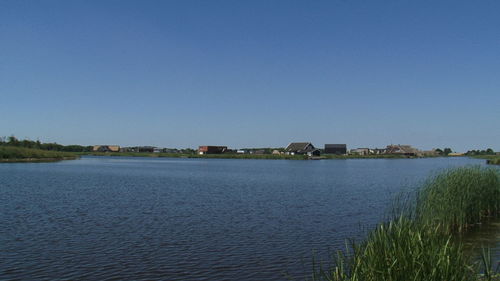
324, 144, 347, 155
385, 144, 422, 156
162, 148, 180, 153
422, 149, 440, 156
198, 146, 228, 155
350, 148, 370, 155
285, 142, 320, 156
92, 145, 120, 152
372, 148, 387, 155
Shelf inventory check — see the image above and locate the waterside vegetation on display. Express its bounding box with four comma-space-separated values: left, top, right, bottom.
0, 136, 91, 152
471, 155, 500, 166
312, 166, 500, 281
0, 146, 78, 162
488, 158, 500, 165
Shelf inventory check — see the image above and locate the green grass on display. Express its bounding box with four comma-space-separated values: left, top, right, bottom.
311, 166, 500, 281
0, 146, 77, 161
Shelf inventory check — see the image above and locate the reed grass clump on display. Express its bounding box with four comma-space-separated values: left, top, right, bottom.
487, 158, 500, 165
312, 166, 500, 281
416, 166, 500, 234
313, 216, 476, 281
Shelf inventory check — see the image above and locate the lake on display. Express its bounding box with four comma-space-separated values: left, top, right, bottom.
0, 156, 489, 280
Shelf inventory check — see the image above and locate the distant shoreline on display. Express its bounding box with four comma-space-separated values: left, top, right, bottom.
0, 156, 79, 163
80, 152, 443, 160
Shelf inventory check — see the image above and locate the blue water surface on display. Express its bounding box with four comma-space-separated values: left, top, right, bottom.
0, 156, 487, 280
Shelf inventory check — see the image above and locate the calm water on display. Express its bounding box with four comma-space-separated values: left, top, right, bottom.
0, 156, 488, 280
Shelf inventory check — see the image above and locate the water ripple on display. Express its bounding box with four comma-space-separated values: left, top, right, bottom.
0, 157, 486, 280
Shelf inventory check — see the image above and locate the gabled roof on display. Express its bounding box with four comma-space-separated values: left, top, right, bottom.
93, 145, 120, 152
286, 142, 315, 152
386, 144, 419, 154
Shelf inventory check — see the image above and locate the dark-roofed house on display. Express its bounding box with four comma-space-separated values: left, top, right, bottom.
198, 146, 227, 154
324, 144, 347, 155
285, 142, 320, 156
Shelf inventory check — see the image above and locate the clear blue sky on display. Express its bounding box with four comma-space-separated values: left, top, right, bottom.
1, 0, 499, 151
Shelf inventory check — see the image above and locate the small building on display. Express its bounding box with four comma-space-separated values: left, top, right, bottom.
272, 150, 281, 155
324, 144, 347, 155
122, 146, 156, 153
307, 150, 321, 157
163, 148, 180, 153
93, 145, 120, 152
350, 148, 370, 156
285, 142, 320, 156
198, 146, 228, 154
372, 148, 387, 155
120, 147, 131, 152
385, 145, 422, 156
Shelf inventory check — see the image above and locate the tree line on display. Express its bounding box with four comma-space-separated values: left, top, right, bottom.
465, 148, 496, 156
0, 136, 92, 152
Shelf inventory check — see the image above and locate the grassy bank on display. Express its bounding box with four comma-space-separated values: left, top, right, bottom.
313, 166, 500, 281
0, 146, 78, 162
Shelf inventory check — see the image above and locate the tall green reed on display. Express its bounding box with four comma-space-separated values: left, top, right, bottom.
311, 166, 500, 281
416, 166, 500, 234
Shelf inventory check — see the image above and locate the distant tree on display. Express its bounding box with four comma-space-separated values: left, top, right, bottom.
181, 148, 196, 154
435, 148, 443, 155
443, 148, 452, 155
486, 148, 495, 155
21, 139, 34, 148
465, 150, 475, 156
7, 135, 19, 146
